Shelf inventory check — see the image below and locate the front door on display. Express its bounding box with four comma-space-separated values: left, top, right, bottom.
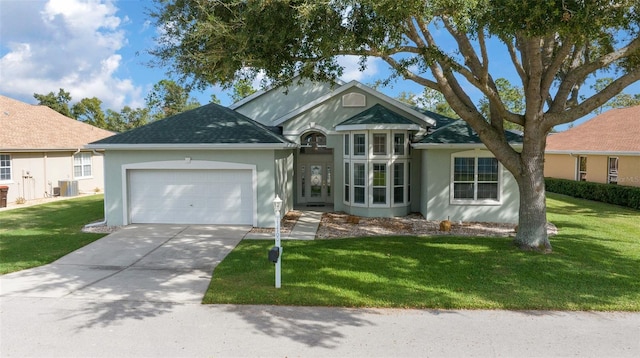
308, 163, 327, 203
298, 159, 333, 205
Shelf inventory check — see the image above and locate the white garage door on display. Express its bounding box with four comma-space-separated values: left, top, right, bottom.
128, 169, 254, 225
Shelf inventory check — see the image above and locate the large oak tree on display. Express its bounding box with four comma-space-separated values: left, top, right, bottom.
150, 0, 640, 251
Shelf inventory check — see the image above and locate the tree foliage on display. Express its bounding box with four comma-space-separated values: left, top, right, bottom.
72, 97, 107, 128
146, 79, 201, 121
33, 89, 72, 117
150, 0, 640, 251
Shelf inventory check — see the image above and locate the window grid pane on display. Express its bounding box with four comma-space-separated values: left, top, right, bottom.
344, 134, 349, 155
393, 133, 405, 155
454, 183, 475, 199
0, 154, 10, 181
354, 134, 366, 156
353, 163, 366, 204
373, 134, 386, 155
454, 158, 475, 182
344, 162, 349, 202
477, 158, 498, 181
477, 183, 498, 199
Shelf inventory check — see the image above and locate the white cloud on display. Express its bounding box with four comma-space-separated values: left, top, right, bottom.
337, 55, 381, 83
0, 0, 142, 109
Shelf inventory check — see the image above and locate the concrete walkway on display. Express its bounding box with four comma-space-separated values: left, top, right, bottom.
244, 208, 324, 240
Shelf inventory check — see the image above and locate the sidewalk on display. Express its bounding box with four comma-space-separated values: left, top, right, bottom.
244, 208, 324, 240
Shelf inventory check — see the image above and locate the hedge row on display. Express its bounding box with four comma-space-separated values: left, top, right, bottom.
545, 177, 640, 210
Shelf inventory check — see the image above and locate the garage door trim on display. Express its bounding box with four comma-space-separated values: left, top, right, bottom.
121, 160, 257, 226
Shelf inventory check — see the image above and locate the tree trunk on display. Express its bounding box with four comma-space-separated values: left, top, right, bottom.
513, 134, 552, 252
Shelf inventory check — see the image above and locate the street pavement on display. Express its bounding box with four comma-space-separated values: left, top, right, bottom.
1, 224, 639, 357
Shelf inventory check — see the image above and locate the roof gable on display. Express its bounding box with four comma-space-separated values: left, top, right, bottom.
90, 102, 294, 147
271, 80, 437, 127
335, 104, 423, 131
0, 95, 114, 151
546, 106, 640, 153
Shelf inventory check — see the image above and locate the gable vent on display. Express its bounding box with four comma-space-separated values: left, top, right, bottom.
342, 93, 366, 107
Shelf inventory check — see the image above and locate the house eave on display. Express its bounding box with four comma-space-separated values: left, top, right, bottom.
335, 124, 422, 131
1, 148, 103, 153
545, 150, 640, 157
85, 143, 299, 151
413, 143, 523, 150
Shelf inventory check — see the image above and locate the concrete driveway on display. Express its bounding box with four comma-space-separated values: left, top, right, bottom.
0, 224, 250, 303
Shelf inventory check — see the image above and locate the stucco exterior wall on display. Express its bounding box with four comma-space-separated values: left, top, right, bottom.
619, 156, 640, 187
545, 153, 640, 187
234, 80, 334, 124
102, 149, 290, 227
0, 151, 105, 204
421, 148, 520, 224
544, 154, 577, 181
274, 150, 295, 218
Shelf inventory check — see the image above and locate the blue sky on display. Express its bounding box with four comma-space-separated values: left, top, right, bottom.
1, 0, 638, 130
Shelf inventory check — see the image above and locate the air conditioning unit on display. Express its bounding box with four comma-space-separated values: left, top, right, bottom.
58, 180, 79, 197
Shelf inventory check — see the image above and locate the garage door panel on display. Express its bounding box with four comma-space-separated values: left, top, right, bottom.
129, 169, 253, 225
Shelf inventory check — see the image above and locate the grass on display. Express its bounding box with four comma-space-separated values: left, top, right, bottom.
204, 193, 640, 311
0, 195, 107, 274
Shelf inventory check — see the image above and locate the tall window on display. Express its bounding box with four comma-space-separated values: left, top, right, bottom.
608, 157, 618, 184
344, 134, 349, 156
0, 154, 11, 181
372, 163, 386, 204
344, 163, 350, 202
577, 156, 587, 181
353, 163, 366, 204
74, 152, 92, 178
393, 162, 404, 204
372, 133, 387, 155
452, 155, 499, 203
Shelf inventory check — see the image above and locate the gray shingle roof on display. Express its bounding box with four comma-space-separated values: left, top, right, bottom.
418, 120, 523, 145
338, 104, 418, 126
91, 102, 293, 145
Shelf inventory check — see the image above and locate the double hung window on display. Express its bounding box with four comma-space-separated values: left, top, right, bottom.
452, 153, 500, 203
0, 154, 11, 181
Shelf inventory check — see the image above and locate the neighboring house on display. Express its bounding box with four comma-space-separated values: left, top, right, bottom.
88, 80, 522, 227
545, 105, 640, 187
0, 95, 114, 204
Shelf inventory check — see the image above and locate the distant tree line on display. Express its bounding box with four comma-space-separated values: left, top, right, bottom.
34, 79, 256, 132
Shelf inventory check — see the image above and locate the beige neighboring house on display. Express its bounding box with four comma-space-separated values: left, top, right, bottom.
0, 95, 114, 204
545, 105, 640, 187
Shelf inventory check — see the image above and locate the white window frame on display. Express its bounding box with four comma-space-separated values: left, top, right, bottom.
450, 151, 502, 205
351, 161, 368, 206
608, 157, 618, 184
393, 132, 407, 157
343, 162, 350, 204
73, 152, 93, 179
371, 133, 388, 156
343, 134, 350, 156
370, 161, 388, 206
0, 154, 12, 182
392, 161, 408, 206
577, 156, 587, 181
352, 132, 367, 157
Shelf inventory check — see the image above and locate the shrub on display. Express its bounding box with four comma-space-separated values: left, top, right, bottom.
545, 178, 640, 210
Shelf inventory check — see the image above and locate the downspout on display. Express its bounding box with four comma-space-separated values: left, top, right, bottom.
83, 149, 108, 229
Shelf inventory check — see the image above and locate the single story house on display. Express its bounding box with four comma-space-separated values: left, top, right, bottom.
88, 80, 522, 227
0, 95, 114, 204
545, 105, 640, 187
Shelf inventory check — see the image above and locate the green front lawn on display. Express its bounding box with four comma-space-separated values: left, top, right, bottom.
0, 195, 107, 274
204, 193, 640, 311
